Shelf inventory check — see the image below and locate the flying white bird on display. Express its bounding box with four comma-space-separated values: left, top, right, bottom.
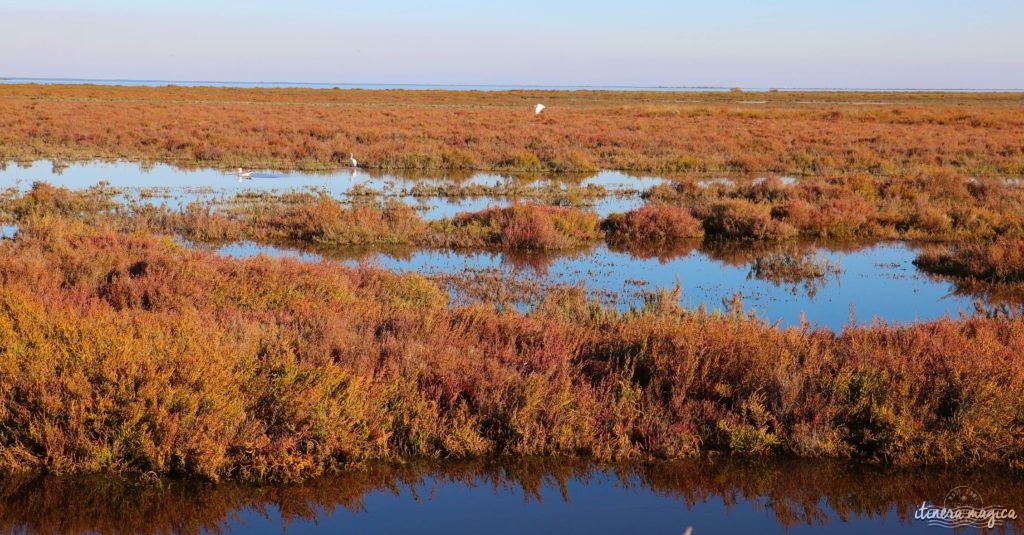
236, 168, 254, 181
349, 153, 358, 168
534, 103, 546, 115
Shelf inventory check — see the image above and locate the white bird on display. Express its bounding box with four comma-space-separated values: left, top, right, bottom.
236, 168, 254, 180
349, 153, 358, 168
534, 103, 546, 115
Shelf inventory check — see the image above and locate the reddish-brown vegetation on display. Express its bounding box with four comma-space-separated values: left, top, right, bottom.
648, 172, 1024, 242
5, 172, 1024, 271
602, 204, 704, 244
1, 84, 1023, 174
116, 189, 594, 251
916, 236, 1024, 282
6, 177, 1024, 258
0, 217, 1022, 481
443, 204, 602, 250
698, 199, 798, 240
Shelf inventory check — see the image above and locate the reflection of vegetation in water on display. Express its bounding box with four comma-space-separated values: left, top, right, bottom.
405, 180, 619, 205
914, 237, 1024, 314
1, 459, 1021, 535
605, 237, 700, 263
748, 249, 842, 298
913, 274, 1024, 320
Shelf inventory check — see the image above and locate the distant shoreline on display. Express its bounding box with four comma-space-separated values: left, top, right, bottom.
1, 77, 1022, 93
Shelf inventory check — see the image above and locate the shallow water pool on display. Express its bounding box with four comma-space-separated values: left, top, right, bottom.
211, 241, 986, 330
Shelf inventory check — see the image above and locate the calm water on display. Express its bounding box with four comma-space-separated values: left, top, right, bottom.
0, 161, 654, 219
0, 78, 737, 91
1, 160, 1009, 328
0, 460, 1020, 534
213, 241, 985, 330
3, 78, 1019, 92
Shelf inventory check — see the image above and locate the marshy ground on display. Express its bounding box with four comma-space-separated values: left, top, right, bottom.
1, 85, 1023, 532
2, 85, 1023, 174
1, 169, 1023, 482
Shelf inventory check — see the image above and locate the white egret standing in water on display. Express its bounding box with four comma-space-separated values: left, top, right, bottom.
349, 153, 358, 167
534, 103, 546, 115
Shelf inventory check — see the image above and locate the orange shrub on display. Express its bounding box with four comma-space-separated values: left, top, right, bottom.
916, 236, 1024, 282
816, 195, 881, 239
699, 199, 797, 240
602, 204, 704, 243
447, 204, 601, 250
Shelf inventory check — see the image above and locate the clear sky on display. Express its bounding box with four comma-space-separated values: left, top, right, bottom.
2, 0, 1022, 88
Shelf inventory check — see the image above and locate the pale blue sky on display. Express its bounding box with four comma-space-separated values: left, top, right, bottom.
2, 0, 1022, 88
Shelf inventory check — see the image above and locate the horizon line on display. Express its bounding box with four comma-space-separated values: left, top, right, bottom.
2, 76, 1023, 92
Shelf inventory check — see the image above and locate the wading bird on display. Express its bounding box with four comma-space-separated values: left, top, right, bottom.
349, 153, 358, 167
535, 103, 546, 115
236, 168, 254, 181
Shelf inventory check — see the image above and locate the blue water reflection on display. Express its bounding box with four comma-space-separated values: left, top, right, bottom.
0, 161, 654, 219
212, 241, 977, 330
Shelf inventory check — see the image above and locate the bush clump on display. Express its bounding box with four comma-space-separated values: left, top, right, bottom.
915, 236, 1024, 282
446, 204, 601, 250
699, 200, 797, 240
602, 203, 704, 244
